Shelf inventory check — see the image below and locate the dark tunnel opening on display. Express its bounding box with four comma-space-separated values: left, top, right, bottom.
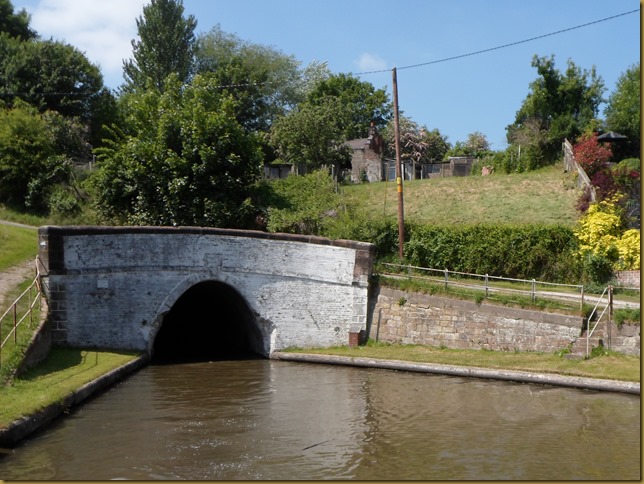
152, 281, 265, 364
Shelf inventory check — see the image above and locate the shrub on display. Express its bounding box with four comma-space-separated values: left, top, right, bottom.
573, 133, 613, 178
403, 223, 582, 283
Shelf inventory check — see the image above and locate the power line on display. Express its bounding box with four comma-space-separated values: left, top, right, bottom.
356, 9, 639, 75
0, 8, 637, 97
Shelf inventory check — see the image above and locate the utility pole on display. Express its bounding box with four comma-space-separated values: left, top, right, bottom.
392, 67, 405, 259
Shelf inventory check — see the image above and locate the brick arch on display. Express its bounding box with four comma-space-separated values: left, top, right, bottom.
37, 226, 374, 355
150, 278, 268, 360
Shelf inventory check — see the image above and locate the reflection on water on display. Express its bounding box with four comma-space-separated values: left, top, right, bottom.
0, 359, 640, 480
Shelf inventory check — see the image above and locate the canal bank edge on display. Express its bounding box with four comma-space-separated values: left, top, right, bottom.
0, 355, 149, 448
0, 352, 638, 449
272, 352, 641, 395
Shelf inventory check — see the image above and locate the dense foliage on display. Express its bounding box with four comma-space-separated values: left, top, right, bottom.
604, 62, 640, 159
574, 196, 640, 283
195, 25, 305, 132
122, 0, 196, 92
506, 55, 604, 171
305, 73, 392, 140
92, 75, 263, 227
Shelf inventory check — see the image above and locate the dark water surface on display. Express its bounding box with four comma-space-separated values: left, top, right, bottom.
0, 359, 640, 480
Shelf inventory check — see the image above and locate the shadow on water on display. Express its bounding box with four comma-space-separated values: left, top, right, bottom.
151, 280, 265, 365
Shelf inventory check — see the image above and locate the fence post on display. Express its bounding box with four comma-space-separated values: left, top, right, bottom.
485, 274, 489, 297
531, 279, 536, 303
580, 285, 584, 313
407, 264, 412, 279
13, 303, 17, 343
444, 269, 448, 290
607, 285, 613, 350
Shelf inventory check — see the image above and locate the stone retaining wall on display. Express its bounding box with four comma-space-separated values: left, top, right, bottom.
370, 287, 640, 356
370, 287, 582, 353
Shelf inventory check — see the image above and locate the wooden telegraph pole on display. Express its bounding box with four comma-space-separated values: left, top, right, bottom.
392, 67, 405, 259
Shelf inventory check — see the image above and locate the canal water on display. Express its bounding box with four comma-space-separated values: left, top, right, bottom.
0, 359, 640, 480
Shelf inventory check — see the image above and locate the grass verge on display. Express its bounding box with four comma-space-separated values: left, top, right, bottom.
0, 348, 140, 428
284, 340, 640, 382
342, 164, 580, 227
0, 224, 39, 271
0, 278, 44, 383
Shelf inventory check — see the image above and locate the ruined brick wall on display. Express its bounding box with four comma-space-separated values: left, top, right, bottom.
38, 226, 374, 356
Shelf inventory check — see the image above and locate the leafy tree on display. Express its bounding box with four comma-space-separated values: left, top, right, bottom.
446, 132, 492, 159
269, 97, 352, 172
0, 101, 75, 212
122, 0, 197, 92
194, 25, 303, 132
507, 55, 605, 168
604, 63, 640, 159
92, 74, 263, 227
0, 0, 35, 40
0, 34, 105, 122
305, 73, 392, 139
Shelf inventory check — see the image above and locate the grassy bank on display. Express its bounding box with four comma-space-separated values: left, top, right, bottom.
285, 341, 640, 382
0, 348, 140, 428
342, 164, 579, 227
0, 224, 39, 271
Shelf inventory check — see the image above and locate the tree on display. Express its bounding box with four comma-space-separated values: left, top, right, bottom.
507, 55, 605, 168
0, 101, 77, 212
305, 73, 393, 140
604, 63, 640, 159
0, 0, 35, 40
382, 115, 450, 163
92, 74, 264, 227
268, 97, 352, 172
194, 25, 303, 132
122, 0, 197, 92
0, 35, 105, 121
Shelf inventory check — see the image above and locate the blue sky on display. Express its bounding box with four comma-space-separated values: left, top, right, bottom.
13, 0, 641, 150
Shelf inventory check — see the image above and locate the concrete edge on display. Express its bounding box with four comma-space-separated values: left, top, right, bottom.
0, 354, 149, 448
271, 352, 641, 395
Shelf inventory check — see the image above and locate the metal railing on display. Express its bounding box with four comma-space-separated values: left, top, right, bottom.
585, 286, 613, 358
378, 263, 586, 311
0, 258, 45, 368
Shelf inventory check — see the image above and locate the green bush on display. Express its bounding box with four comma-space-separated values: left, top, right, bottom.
403, 223, 583, 283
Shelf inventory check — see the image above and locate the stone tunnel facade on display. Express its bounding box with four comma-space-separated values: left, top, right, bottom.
38, 226, 375, 357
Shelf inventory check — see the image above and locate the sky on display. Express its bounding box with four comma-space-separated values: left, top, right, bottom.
12, 0, 641, 150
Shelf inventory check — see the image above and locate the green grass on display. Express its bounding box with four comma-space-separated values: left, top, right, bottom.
0, 224, 39, 271
341, 163, 580, 226
0, 278, 44, 383
286, 341, 640, 382
377, 275, 591, 316
0, 348, 141, 428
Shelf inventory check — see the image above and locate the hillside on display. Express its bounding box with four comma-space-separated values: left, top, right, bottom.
341, 163, 580, 227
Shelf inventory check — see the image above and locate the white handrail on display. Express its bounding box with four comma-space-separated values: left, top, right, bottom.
0, 257, 45, 368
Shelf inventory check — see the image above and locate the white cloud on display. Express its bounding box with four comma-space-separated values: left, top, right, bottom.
28, 0, 149, 88
354, 52, 387, 72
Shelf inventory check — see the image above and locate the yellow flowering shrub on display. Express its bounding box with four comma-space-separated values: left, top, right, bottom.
574, 196, 640, 272
574, 197, 622, 260
615, 229, 640, 270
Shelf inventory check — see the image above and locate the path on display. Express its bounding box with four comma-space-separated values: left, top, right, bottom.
0, 259, 37, 310
0, 220, 39, 309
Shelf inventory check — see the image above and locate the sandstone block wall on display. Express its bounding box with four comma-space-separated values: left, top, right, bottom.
370, 287, 583, 353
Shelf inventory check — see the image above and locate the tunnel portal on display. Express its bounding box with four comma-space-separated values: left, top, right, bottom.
152, 281, 265, 363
